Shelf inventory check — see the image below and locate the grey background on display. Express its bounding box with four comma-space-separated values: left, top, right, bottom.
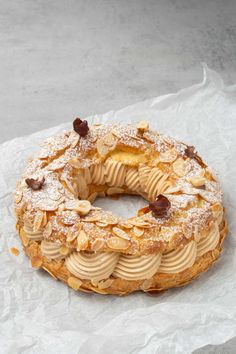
1, 0, 235, 352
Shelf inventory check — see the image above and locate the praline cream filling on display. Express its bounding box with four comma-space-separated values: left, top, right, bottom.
104, 159, 126, 187
28, 215, 220, 281
197, 222, 220, 258
65, 252, 120, 281
40, 241, 63, 260
23, 223, 43, 240
158, 240, 197, 274
113, 253, 162, 280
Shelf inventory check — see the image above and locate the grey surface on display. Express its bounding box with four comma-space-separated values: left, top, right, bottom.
0, 0, 235, 353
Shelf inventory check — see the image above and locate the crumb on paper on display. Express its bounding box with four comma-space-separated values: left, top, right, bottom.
10, 247, 20, 256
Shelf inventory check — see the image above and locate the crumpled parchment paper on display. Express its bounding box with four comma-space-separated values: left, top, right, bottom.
0, 65, 236, 354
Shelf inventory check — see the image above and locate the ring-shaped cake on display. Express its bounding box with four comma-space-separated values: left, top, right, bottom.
14, 119, 227, 295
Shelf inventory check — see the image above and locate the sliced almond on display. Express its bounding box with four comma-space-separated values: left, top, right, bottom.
42, 211, 48, 227
91, 238, 105, 251
141, 278, 152, 291
10, 247, 19, 256
91, 279, 99, 287
77, 174, 89, 199
14, 190, 23, 204
112, 227, 130, 240
77, 230, 89, 251
129, 219, 150, 228
68, 276, 82, 290
107, 187, 124, 195
159, 149, 177, 163
33, 211, 44, 232
43, 221, 53, 238
188, 176, 205, 187
137, 120, 149, 132
31, 256, 42, 268
120, 222, 133, 229
66, 228, 79, 242
98, 278, 114, 289
68, 157, 81, 168
107, 236, 130, 250
96, 221, 108, 227
97, 139, 109, 156
60, 245, 69, 255
133, 226, 144, 237
173, 158, 190, 177
19, 228, 29, 246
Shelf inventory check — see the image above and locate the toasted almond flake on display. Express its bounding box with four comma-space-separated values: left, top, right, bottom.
88, 192, 98, 203
77, 174, 89, 199
38, 200, 59, 211
133, 226, 144, 237
96, 138, 110, 156
44, 221, 53, 238
83, 216, 100, 222
159, 149, 177, 163
19, 228, 29, 246
90, 287, 108, 294
77, 230, 89, 251
68, 157, 80, 168
129, 219, 150, 228
141, 278, 152, 290
42, 266, 57, 279
42, 212, 47, 227
107, 236, 130, 250
120, 222, 133, 229
188, 176, 205, 187
33, 211, 44, 232
60, 246, 69, 255
10, 247, 19, 256
137, 120, 149, 132
173, 158, 190, 177
98, 278, 114, 289
14, 190, 23, 204
31, 256, 42, 268
112, 227, 130, 240
104, 132, 117, 147
91, 279, 99, 287
107, 187, 124, 195
66, 228, 79, 242
91, 238, 105, 251
96, 221, 109, 227
68, 132, 80, 148
68, 276, 82, 290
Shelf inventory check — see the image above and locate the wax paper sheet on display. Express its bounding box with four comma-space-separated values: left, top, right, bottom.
0, 65, 236, 354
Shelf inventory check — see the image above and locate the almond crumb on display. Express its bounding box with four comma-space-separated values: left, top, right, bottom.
10, 247, 20, 256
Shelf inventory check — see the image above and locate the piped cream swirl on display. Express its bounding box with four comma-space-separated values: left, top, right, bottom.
23, 223, 43, 241
125, 168, 140, 192
138, 165, 152, 191
158, 241, 197, 274
113, 253, 162, 280
90, 164, 106, 185
197, 222, 220, 258
41, 241, 63, 260
65, 251, 119, 281
146, 168, 171, 201
104, 159, 126, 187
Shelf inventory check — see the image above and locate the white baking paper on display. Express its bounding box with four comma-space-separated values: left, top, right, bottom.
0, 65, 236, 354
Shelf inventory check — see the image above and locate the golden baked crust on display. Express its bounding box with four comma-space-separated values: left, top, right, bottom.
14, 121, 227, 295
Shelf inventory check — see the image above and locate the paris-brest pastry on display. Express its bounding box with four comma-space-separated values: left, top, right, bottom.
14, 118, 227, 295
